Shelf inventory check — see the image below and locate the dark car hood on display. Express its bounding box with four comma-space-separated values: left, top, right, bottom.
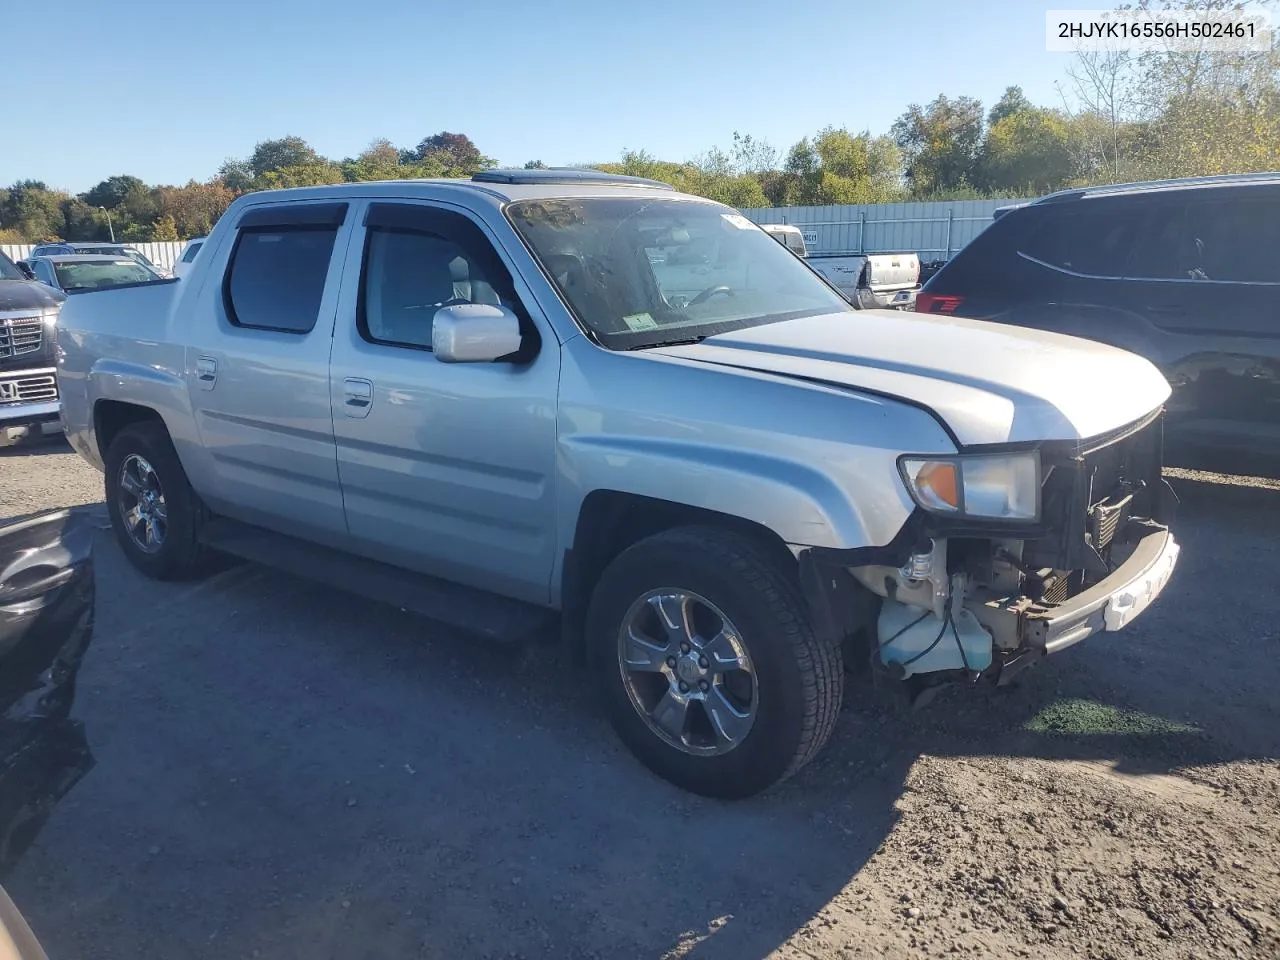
0, 280, 64, 313
0, 510, 95, 880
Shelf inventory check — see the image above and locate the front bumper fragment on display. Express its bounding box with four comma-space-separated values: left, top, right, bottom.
1024, 528, 1180, 655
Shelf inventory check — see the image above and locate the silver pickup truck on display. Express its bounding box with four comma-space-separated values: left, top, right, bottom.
55, 170, 1181, 798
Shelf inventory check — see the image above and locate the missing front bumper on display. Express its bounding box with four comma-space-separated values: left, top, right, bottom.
1022, 527, 1180, 655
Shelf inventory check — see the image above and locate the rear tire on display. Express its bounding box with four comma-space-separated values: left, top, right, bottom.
104, 422, 207, 581
587, 526, 844, 799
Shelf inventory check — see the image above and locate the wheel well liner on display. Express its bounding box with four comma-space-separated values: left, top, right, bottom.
93, 400, 164, 460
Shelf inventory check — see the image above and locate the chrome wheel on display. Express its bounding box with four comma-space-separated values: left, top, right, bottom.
617, 589, 758, 756
117, 453, 167, 554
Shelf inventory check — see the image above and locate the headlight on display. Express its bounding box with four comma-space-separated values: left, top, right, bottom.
898, 452, 1040, 521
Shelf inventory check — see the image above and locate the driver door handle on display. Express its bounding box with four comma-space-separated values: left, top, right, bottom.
343, 378, 373, 419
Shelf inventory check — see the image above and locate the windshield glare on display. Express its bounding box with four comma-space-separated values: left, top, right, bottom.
54, 260, 159, 291
506, 198, 852, 348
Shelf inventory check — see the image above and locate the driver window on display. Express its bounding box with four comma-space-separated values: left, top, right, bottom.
359, 228, 503, 351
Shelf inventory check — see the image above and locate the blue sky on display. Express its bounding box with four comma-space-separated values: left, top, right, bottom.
10, 0, 1077, 193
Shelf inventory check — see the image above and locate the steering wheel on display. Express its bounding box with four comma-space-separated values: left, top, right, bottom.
688, 285, 733, 306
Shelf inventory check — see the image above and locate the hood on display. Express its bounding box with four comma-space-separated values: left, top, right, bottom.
650, 311, 1172, 447
0, 280, 64, 313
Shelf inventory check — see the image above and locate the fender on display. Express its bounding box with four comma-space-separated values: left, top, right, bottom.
557, 433, 898, 552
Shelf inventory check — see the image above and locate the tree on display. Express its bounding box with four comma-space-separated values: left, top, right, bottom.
412, 132, 495, 176
248, 136, 322, 178
151, 214, 179, 241
730, 132, 779, 175
342, 138, 403, 182
979, 108, 1075, 193
0, 182, 67, 241
215, 159, 254, 192
891, 94, 985, 196
61, 198, 110, 242
253, 162, 345, 191
988, 87, 1034, 128
1058, 48, 1138, 181
82, 175, 146, 210
156, 181, 237, 238
523, 160, 547, 169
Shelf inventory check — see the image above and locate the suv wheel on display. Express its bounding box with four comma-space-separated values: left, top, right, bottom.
104, 422, 207, 580
587, 526, 844, 798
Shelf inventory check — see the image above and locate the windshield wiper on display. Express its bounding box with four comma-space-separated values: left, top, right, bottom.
627, 335, 709, 350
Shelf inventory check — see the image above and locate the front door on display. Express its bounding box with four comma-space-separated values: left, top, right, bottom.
328, 200, 560, 605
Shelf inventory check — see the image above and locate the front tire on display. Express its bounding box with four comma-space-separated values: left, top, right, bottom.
104, 422, 207, 581
587, 526, 844, 799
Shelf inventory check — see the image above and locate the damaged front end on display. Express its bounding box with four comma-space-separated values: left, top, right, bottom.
801, 410, 1180, 692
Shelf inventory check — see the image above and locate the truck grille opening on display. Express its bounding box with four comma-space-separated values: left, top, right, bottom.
1024, 411, 1164, 575
0, 373, 57, 403
0, 318, 43, 360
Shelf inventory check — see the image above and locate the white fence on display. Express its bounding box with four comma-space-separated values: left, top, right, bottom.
740, 198, 1031, 259
1, 241, 187, 272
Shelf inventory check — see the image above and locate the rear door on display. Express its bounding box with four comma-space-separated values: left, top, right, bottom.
327, 200, 560, 604
183, 200, 354, 544
1120, 190, 1280, 442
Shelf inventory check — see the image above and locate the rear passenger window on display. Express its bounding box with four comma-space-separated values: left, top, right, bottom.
225, 228, 338, 333
1183, 199, 1280, 283
181, 241, 203, 264
1019, 205, 1137, 277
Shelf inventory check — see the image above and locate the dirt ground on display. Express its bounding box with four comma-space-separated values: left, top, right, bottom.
2, 436, 1277, 959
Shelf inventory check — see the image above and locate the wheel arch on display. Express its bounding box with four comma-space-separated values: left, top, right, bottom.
559, 490, 804, 659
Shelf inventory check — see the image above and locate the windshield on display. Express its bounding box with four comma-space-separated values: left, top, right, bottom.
506, 197, 852, 349
53, 260, 160, 291
73, 245, 156, 269
0, 252, 23, 281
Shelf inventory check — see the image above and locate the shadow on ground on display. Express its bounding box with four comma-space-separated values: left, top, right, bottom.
5, 471, 1277, 959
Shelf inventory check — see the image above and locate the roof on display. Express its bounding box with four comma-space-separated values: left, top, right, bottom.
1034, 171, 1280, 205
226, 169, 717, 213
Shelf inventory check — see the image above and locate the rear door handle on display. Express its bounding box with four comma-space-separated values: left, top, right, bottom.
196, 357, 217, 390
343, 378, 373, 419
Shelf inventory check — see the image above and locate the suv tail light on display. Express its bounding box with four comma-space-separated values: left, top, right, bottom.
915, 292, 964, 315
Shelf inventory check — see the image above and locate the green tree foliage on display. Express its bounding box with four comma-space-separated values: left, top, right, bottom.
412, 132, 495, 176
248, 136, 322, 179
892, 94, 986, 197
151, 214, 179, 242
979, 106, 1075, 194
82, 175, 146, 210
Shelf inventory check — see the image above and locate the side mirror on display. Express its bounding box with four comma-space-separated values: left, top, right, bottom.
17, 263, 36, 281
432, 304, 523, 363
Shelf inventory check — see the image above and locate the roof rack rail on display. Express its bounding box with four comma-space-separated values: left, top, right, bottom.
471, 168, 674, 189
1036, 171, 1280, 204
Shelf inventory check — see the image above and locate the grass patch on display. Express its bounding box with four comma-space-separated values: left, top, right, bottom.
1026, 699, 1200, 737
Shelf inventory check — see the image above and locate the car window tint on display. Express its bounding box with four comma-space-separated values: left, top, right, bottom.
359, 228, 506, 350
1123, 204, 1185, 280
1183, 198, 1280, 283
226, 227, 337, 333
1019, 204, 1136, 277
181, 242, 203, 263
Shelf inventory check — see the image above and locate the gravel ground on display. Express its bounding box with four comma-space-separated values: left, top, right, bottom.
2, 435, 1278, 959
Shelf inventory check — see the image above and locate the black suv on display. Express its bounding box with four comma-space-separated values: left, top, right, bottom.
917, 174, 1280, 463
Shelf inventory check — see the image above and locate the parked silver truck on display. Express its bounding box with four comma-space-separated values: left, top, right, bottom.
54, 170, 1181, 798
